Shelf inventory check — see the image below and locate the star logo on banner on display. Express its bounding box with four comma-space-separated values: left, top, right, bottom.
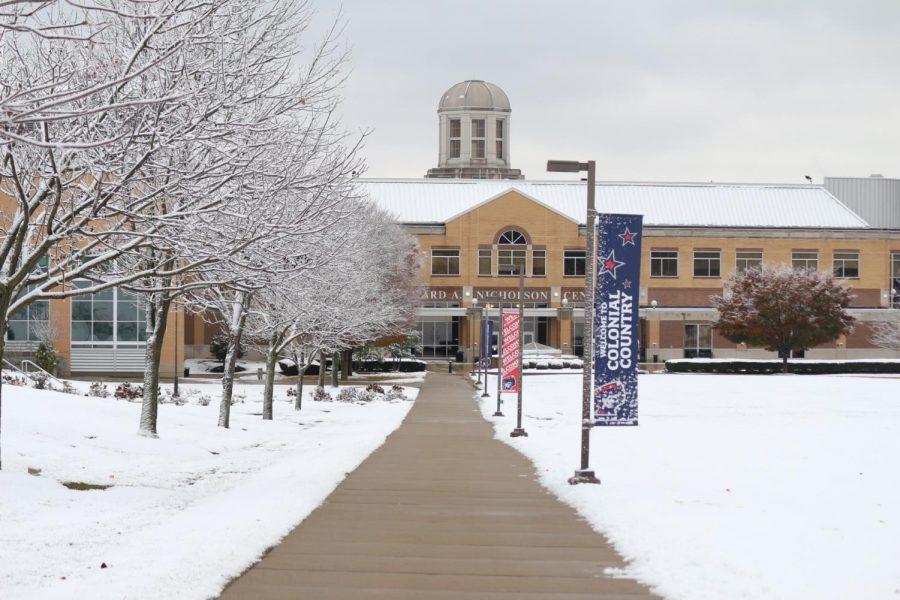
598, 250, 626, 279
618, 227, 638, 246
623, 279, 632, 289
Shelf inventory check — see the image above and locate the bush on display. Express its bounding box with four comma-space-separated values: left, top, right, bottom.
335, 387, 358, 403
385, 384, 407, 401
352, 359, 426, 373
210, 332, 244, 363
366, 383, 385, 394
34, 342, 59, 375
2, 374, 26, 386
278, 360, 318, 376
665, 359, 900, 375
88, 382, 109, 398
60, 381, 77, 395
312, 386, 332, 402
31, 373, 48, 389
114, 382, 143, 400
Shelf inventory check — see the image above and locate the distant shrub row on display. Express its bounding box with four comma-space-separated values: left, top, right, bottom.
665, 359, 900, 375
278, 359, 427, 376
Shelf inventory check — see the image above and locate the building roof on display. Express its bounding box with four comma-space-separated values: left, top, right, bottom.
359, 179, 870, 229
438, 80, 511, 113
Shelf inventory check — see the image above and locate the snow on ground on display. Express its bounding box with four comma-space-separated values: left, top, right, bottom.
478, 372, 900, 600
0, 379, 418, 599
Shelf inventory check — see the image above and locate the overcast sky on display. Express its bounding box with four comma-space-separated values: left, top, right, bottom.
310, 0, 900, 183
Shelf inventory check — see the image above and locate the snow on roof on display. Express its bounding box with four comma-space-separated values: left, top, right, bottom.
358, 179, 870, 229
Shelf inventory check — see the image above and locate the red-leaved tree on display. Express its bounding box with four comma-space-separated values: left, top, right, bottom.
713, 266, 855, 372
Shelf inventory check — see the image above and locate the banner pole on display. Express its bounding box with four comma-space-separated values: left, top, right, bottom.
493, 306, 504, 416
510, 268, 527, 437
570, 160, 599, 484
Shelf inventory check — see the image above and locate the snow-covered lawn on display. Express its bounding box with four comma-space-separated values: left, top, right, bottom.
478, 372, 900, 600
0, 379, 417, 599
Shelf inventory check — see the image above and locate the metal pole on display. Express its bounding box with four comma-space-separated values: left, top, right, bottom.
493, 305, 504, 416
173, 300, 180, 397
476, 316, 484, 388
510, 267, 527, 437
480, 315, 490, 399
570, 160, 599, 484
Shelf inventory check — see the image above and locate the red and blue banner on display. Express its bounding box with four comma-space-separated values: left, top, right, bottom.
594, 213, 643, 426
500, 310, 521, 393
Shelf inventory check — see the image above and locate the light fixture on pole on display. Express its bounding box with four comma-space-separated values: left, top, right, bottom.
493, 300, 504, 417
547, 159, 599, 484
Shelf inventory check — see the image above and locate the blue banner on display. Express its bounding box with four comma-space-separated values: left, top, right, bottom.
480, 318, 494, 368
593, 213, 643, 426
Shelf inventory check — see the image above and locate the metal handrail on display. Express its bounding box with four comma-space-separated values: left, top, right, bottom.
19, 359, 65, 387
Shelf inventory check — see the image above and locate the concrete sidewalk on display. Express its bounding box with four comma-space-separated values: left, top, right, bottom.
219, 372, 658, 599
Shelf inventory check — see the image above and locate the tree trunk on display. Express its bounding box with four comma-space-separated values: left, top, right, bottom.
0, 311, 8, 471
341, 348, 353, 379
317, 349, 326, 387
262, 334, 279, 421
782, 356, 789, 374
139, 296, 171, 437
331, 351, 340, 387
294, 350, 304, 411
219, 292, 249, 428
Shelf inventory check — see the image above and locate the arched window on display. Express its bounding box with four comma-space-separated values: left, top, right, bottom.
497, 229, 527, 245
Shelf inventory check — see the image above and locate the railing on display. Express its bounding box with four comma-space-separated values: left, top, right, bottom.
19, 359, 65, 388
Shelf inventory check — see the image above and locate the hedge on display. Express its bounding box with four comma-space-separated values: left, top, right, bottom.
278, 359, 426, 376
665, 359, 900, 375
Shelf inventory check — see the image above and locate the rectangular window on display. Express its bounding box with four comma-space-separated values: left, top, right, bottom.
792, 251, 819, 272
495, 120, 504, 159
650, 250, 678, 277
71, 283, 147, 346
496, 119, 504, 138
430, 249, 460, 276
478, 249, 492, 276
7, 296, 50, 343
471, 118, 485, 158
471, 119, 485, 138
833, 251, 859, 278
498, 249, 526, 275
532, 250, 546, 276
684, 323, 713, 358
417, 317, 460, 358
496, 140, 503, 160
449, 119, 461, 158
693, 250, 721, 278
735, 251, 763, 274
564, 250, 586, 277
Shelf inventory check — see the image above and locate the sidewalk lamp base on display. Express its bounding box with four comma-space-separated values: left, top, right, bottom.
492, 410, 504, 417
481, 391, 490, 398
567, 469, 600, 485
510, 428, 528, 438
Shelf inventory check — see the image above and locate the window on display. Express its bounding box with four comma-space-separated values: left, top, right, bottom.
449, 119, 460, 159
471, 118, 485, 158
496, 119, 504, 159
71, 284, 147, 345
430, 249, 460, 276
735, 251, 763, 274
650, 250, 678, 277
7, 296, 49, 342
418, 318, 459, 358
497, 229, 526, 245
792, 251, 819, 272
833, 252, 859, 278
693, 250, 721, 278
532, 250, 546, 276
564, 250, 585, 277
684, 323, 713, 358
498, 249, 526, 275
892, 252, 900, 308
478, 249, 492, 276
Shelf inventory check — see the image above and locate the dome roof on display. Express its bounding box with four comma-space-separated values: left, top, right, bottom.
438, 80, 510, 112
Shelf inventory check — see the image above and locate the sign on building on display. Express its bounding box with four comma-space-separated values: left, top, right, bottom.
594, 213, 643, 426
500, 310, 521, 393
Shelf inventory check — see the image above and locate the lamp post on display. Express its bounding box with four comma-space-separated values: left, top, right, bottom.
547, 159, 599, 485
173, 299, 180, 397
500, 262, 527, 437
472, 297, 482, 388
493, 301, 504, 417
481, 305, 491, 399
